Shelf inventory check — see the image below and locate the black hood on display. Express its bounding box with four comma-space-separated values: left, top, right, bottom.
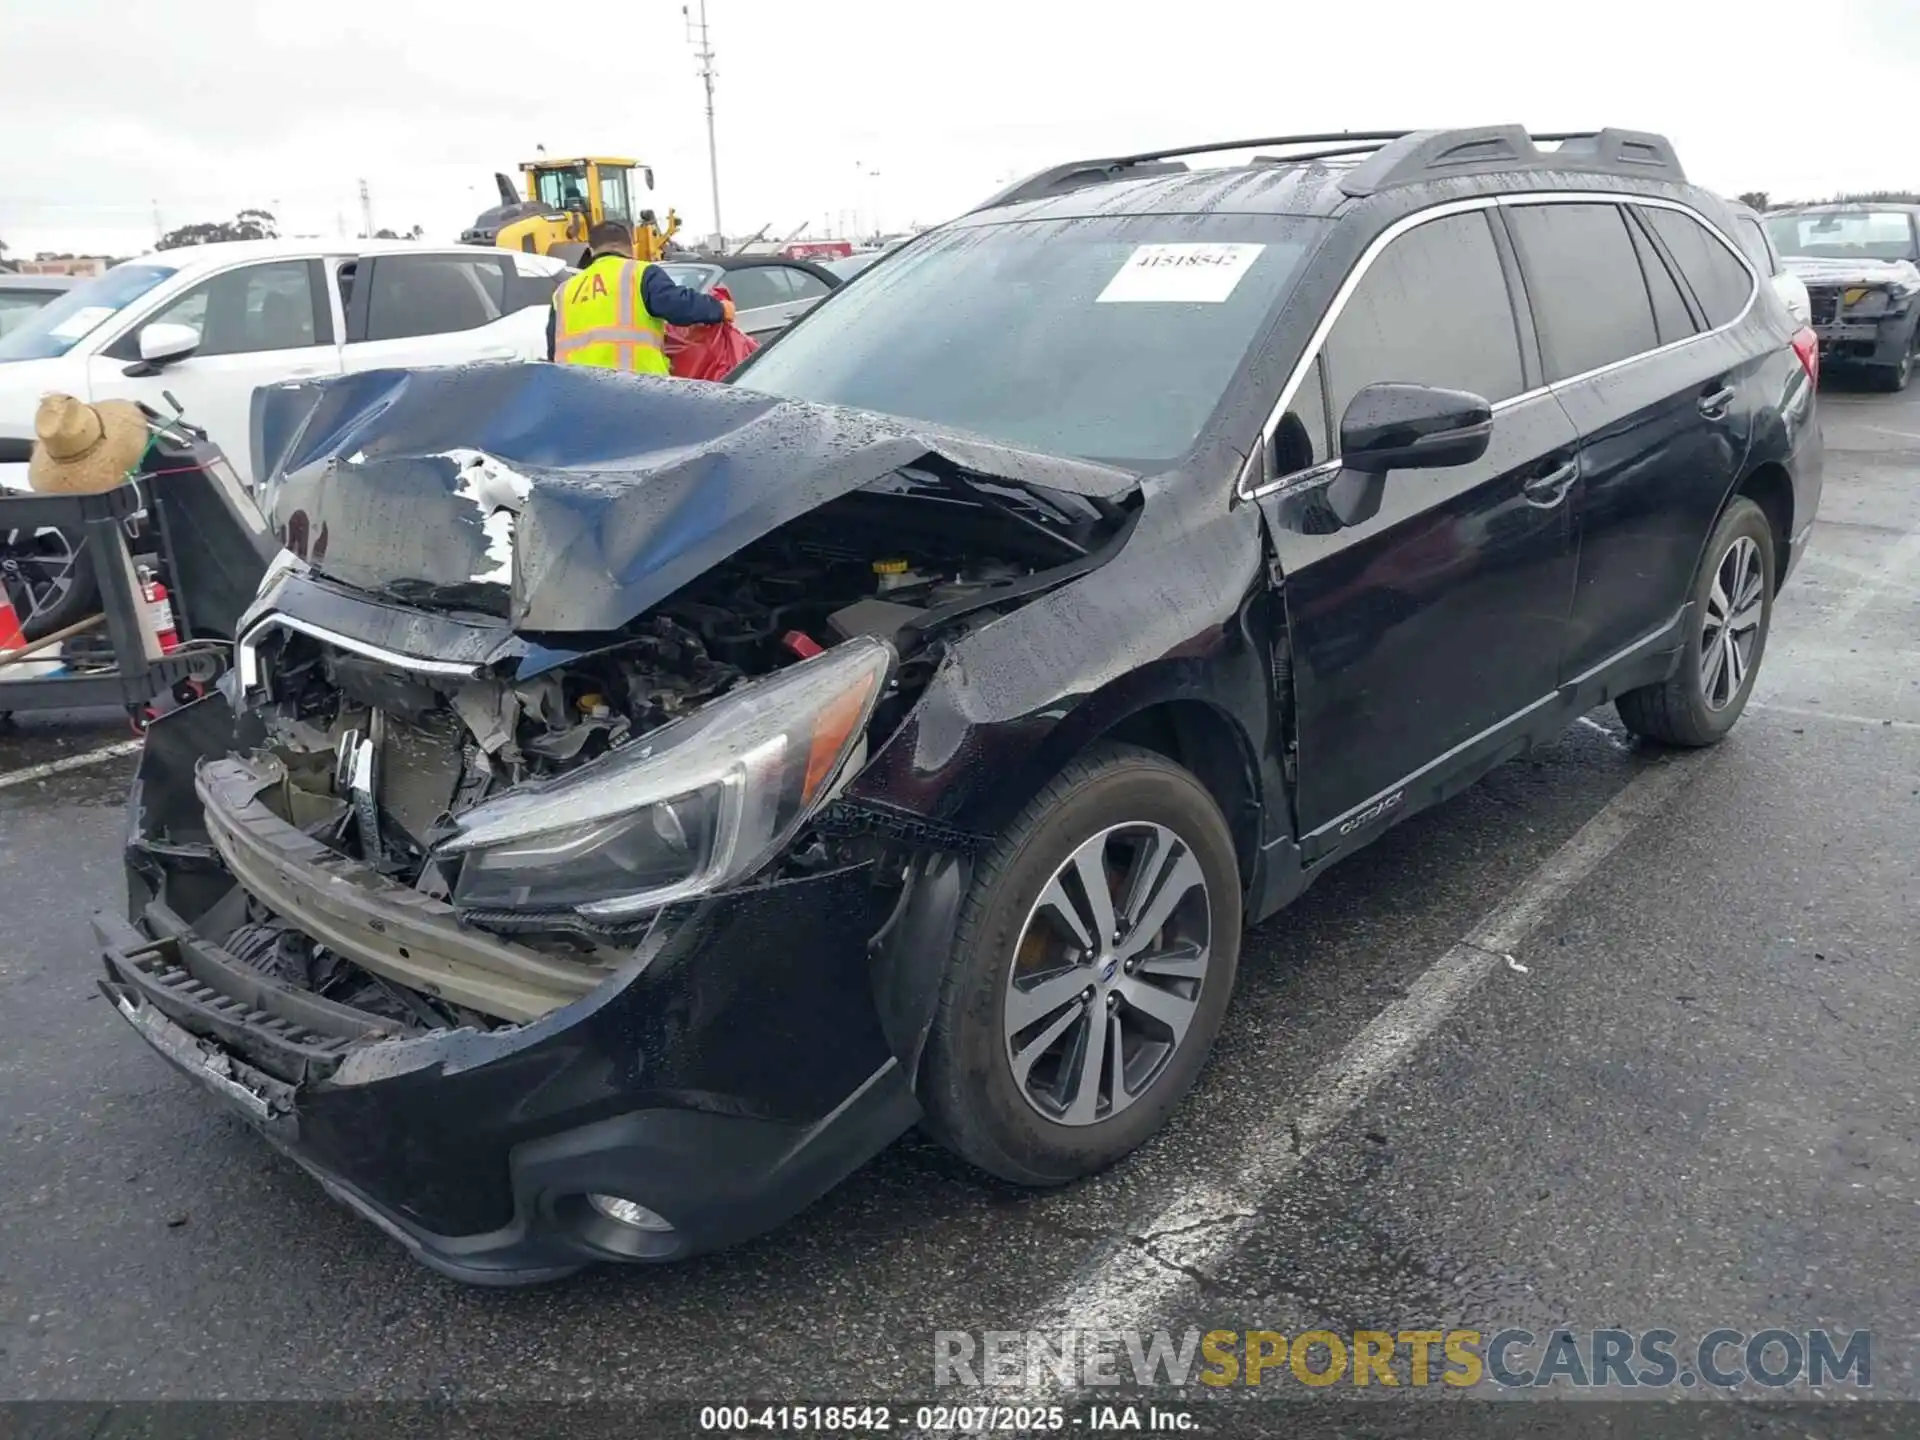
250, 364, 1139, 635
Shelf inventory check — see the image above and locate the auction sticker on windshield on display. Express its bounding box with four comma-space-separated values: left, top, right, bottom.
1097, 243, 1265, 304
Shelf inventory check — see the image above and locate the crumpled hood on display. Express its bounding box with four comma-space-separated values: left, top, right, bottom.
251, 364, 1139, 634
1782, 254, 1920, 291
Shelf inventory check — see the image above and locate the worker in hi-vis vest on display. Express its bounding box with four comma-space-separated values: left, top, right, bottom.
546, 221, 736, 372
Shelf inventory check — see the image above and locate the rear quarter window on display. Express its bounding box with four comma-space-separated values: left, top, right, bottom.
1639, 207, 1756, 329
365, 255, 508, 341
1505, 203, 1658, 382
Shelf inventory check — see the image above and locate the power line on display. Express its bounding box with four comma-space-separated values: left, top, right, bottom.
684, 0, 722, 245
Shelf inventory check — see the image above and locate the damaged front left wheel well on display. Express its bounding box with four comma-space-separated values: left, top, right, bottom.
1099, 700, 1261, 896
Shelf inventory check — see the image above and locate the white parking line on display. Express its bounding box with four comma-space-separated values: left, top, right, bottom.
1023, 756, 1699, 1350
0, 739, 144, 792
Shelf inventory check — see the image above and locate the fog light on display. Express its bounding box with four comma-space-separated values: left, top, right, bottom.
587, 1193, 674, 1232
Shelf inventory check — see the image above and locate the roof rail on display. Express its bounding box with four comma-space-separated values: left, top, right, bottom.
968, 131, 1413, 213
968, 126, 1685, 214
1337, 126, 1685, 197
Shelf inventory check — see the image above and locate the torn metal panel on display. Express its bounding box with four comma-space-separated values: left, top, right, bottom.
253, 364, 1138, 635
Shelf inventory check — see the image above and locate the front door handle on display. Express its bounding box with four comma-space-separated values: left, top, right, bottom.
1698, 385, 1735, 420
1522, 460, 1578, 507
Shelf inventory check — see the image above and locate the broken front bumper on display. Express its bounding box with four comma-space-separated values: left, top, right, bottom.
97, 697, 922, 1283
1812, 311, 1914, 366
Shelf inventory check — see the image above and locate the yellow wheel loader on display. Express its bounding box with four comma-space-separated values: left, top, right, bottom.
460, 157, 681, 264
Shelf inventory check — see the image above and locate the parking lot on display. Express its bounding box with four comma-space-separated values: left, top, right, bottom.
1, 378, 1914, 1415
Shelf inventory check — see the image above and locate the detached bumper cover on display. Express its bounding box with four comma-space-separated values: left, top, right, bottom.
100, 711, 921, 1281
1812, 311, 1915, 365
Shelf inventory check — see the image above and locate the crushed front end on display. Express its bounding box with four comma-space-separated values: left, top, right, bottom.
96, 364, 1138, 1280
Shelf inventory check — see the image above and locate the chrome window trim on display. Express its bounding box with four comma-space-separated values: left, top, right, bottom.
1239, 190, 1760, 503
236, 612, 485, 693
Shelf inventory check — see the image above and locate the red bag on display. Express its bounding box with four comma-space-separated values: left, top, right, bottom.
664, 284, 760, 381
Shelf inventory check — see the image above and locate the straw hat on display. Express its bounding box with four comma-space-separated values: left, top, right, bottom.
27, 394, 150, 495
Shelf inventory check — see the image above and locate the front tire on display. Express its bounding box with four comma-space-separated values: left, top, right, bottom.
1870, 320, 1919, 392
1617, 496, 1774, 747
920, 743, 1241, 1186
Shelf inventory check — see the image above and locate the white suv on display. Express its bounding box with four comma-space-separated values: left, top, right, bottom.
0, 238, 567, 488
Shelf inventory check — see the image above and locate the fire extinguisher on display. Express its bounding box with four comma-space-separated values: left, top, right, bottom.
137, 565, 180, 655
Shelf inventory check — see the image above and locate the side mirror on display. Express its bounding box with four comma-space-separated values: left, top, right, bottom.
643, 167, 655, 191
1338, 382, 1492, 474
138, 322, 201, 368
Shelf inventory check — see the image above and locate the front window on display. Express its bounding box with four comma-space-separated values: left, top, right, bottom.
535, 166, 590, 213
1766, 210, 1919, 263
0, 263, 176, 362
598, 167, 632, 224
733, 214, 1327, 468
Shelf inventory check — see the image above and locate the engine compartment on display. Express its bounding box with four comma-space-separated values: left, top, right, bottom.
214, 474, 1130, 1026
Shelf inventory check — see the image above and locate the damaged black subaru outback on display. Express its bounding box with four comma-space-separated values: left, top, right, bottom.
98, 127, 1821, 1283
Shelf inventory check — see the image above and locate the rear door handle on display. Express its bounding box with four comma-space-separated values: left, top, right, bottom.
1522, 460, 1578, 507
1698, 385, 1735, 419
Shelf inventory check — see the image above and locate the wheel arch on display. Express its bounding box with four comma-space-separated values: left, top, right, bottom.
1728, 460, 1794, 592
1096, 698, 1265, 896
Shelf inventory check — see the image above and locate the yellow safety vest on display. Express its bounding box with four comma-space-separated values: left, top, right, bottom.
551, 257, 670, 374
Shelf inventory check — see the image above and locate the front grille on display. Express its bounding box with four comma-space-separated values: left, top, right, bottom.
1808, 287, 1841, 326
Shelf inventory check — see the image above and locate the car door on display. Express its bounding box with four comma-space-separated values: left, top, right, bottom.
339, 251, 544, 373
1251, 207, 1581, 850
1502, 200, 1752, 682
86, 257, 338, 483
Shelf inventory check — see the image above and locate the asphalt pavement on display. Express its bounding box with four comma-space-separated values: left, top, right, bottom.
1, 378, 1914, 1424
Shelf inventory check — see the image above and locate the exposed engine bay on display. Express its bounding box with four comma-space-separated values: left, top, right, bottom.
213, 477, 1130, 1030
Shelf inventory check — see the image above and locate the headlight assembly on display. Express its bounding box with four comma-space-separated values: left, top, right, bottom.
1844, 287, 1890, 318
438, 638, 892, 921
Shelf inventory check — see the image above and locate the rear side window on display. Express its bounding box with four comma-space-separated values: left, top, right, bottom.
1626, 216, 1698, 347
1639, 207, 1756, 328
364, 255, 508, 341
1321, 210, 1524, 427
506, 264, 565, 313
1506, 203, 1657, 382
723, 266, 798, 310
1734, 217, 1778, 277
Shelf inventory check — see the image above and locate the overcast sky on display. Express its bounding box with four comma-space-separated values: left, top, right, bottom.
2, 0, 1916, 259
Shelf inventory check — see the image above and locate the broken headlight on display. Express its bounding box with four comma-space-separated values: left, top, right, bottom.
438, 638, 891, 921
1845, 287, 1891, 318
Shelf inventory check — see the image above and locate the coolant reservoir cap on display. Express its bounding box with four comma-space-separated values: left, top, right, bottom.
871, 558, 910, 575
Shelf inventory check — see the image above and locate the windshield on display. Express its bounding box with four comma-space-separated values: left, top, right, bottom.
733, 214, 1327, 468
1766, 210, 1919, 263
0, 264, 176, 362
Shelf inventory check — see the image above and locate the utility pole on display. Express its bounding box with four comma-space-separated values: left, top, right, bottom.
684, 1, 722, 249
358, 178, 373, 239
150, 200, 163, 245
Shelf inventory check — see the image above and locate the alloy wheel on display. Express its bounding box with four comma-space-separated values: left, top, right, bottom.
1699, 534, 1764, 712
0, 529, 79, 629
1002, 821, 1212, 1126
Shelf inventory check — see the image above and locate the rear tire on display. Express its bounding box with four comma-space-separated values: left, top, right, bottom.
1616, 497, 1774, 747
920, 743, 1241, 1187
